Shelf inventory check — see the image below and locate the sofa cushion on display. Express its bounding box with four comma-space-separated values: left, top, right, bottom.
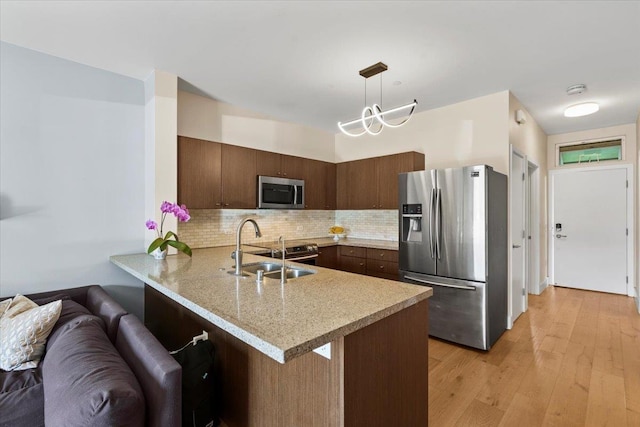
0, 367, 44, 426
0, 296, 62, 371
43, 316, 144, 427
45, 299, 105, 350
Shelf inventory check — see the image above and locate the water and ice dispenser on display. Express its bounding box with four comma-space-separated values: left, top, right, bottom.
401, 204, 423, 242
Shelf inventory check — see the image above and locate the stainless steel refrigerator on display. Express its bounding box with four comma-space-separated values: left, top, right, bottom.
399, 165, 507, 350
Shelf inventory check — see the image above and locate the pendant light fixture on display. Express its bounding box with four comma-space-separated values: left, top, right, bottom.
338, 62, 417, 137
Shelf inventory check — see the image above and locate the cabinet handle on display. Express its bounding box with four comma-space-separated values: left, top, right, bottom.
380, 253, 384, 257
224, 203, 230, 207
379, 265, 384, 269
283, 172, 287, 176
277, 172, 281, 175
372, 205, 376, 208
359, 263, 364, 266
305, 205, 308, 208
215, 203, 221, 206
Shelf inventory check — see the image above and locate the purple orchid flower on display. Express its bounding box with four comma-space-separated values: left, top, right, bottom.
145, 220, 158, 230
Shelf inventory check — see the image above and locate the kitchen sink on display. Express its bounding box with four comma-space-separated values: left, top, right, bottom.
236, 261, 316, 279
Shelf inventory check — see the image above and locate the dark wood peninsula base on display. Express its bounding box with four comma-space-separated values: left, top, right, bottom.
145, 285, 429, 426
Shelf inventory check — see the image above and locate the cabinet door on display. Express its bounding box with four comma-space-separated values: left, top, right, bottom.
256, 150, 281, 177
339, 255, 367, 274
366, 259, 399, 280
317, 246, 338, 269
324, 162, 337, 210
177, 136, 221, 209
336, 162, 349, 210
303, 159, 326, 209
221, 145, 257, 208
281, 155, 306, 179
377, 152, 426, 209
348, 158, 377, 209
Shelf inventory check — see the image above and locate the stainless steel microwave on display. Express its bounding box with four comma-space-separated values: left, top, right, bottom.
257, 176, 305, 209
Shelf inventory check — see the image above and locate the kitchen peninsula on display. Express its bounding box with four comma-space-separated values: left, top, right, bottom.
111, 246, 432, 426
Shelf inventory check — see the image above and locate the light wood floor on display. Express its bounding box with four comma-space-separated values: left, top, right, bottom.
428, 285, 640, 426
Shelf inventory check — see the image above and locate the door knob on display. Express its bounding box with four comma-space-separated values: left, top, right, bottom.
555, 234, 567, 238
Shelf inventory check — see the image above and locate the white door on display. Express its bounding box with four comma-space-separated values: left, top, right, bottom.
551, 167, 628, 294
510, 149, 526, 323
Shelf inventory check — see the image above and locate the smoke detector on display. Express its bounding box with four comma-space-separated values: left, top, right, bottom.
566, 84, 587, 96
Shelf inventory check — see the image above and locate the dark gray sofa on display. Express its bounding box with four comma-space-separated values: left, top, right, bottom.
0, 285, 181, 427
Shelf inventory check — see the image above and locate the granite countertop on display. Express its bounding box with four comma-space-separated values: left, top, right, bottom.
110, 246, 430, 364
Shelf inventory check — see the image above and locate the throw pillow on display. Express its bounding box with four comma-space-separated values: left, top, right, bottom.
0, 295, 62, 371
0, 298, 12, 318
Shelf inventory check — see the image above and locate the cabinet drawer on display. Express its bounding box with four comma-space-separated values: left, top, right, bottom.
366, 259, 399, 277
339, 256, 367, 274
339, 246, 366, 258
366, 248, 398, 263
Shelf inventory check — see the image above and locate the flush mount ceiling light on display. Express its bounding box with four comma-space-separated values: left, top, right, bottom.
338, 62, 417, 137
564, 102, 600, 117
563, 84, 599, 117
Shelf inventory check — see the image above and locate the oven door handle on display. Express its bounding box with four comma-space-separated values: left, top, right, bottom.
286, 254, 319, 262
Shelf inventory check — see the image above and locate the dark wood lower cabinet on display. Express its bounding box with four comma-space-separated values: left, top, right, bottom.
328, 245, 400, 281
317, 245, 338, 269
144, 285, 429, 427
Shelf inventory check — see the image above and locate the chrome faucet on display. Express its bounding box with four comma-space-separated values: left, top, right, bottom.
279, 235, 287, 284
231, 218, 262, 276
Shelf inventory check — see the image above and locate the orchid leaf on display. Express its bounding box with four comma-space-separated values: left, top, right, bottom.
165, 231, 178, 241
147, 237, 165, 254
166, 240, 192, 257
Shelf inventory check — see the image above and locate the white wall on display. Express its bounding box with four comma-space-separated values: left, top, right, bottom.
335, 91, 510, 175
0, 42, 146, 318
178, 90, 335, 162
509, 94, 549, 292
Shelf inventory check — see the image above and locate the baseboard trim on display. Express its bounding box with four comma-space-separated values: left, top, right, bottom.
539, 277, 549, 294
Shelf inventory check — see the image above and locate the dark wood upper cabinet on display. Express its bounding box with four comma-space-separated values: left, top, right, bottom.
178, 135, 422, 212
221, 144, 257, 209
324, 163, 337, 210
255, 150, 281, 177
178, 136, 221, 209
303, 158, 327, 210
255, 151, 306, 179
336, 152, 424, 210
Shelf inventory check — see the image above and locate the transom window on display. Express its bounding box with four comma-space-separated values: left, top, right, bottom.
558, 138, 623, 166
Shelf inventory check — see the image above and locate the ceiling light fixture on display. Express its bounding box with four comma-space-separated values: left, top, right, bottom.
564, 102, 600, 117
563, 84, 599, 118
338, 62, 417, 137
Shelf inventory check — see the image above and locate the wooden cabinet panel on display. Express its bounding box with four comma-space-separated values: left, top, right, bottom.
304, 159, 327, 210
377, 152, 426, 209
325, 163, 337, 210
336, 163, 349, 210
178, 137, 222, 209
339, 256, 367, 275
336, 152, 424, 210
366, 259, 399, 278
365, 248, 399, 263
347, 158, 377, 210
282, 155, 306, 179
221, 144, 257, 208
256, 150, 282, 177
339, 246, 366, 258
317, 246, 338, 270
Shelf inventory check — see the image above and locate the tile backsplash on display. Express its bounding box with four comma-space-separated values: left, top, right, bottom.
178, 209, 399, 248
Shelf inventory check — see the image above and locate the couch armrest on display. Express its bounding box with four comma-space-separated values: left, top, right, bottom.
115, 314, 181, 427
86, 285, 127, 343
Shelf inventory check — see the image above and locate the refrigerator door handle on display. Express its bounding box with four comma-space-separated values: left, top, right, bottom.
429, 188, 435, 258
435, 188, 442, 259
403, 275, 476, 291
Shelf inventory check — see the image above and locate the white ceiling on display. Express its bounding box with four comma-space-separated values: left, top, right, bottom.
1, 1, 639, 136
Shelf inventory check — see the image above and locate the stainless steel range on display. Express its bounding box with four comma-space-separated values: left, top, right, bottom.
251, 242, 319, 265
